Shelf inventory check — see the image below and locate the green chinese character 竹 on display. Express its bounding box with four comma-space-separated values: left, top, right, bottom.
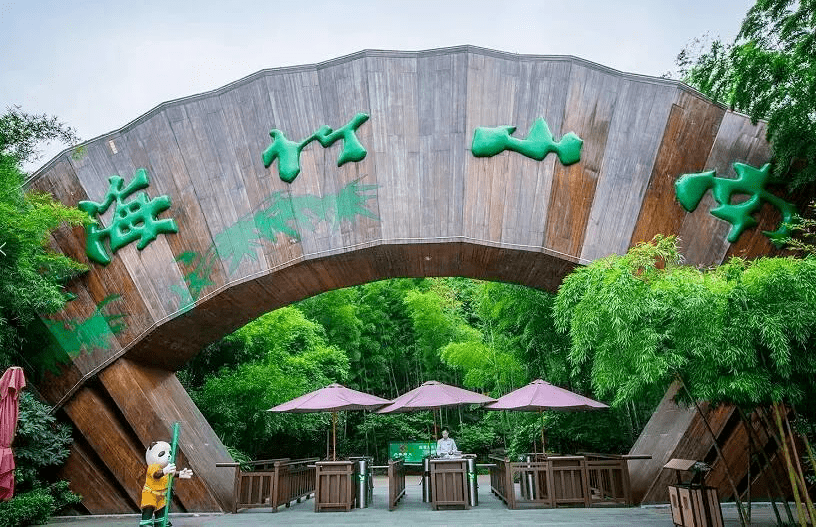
471, 117, 583, 165
78, 168, 178, 265
262, 112, 370, 183
675, 162, 797, 247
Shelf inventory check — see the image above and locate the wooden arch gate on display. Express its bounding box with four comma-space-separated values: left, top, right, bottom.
29, 46, 787, 513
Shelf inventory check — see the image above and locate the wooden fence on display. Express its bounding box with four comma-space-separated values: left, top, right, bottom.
488, 454, 632, 509
387, 458, 406, 510
585, 454, 633, 506
216, 457, 318, 512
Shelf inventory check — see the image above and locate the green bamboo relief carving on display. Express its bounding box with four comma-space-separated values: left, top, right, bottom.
262, 113, 370, 183
38, 295, 126, 375
471, 117, 583, 165
170, 179, 379, 310
675, 162, 797, 247
78, 168, 178, 265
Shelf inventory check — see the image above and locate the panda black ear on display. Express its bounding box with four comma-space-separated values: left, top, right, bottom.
148, 441, 158, 450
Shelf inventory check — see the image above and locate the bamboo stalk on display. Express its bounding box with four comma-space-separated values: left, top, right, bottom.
737, 407, 791, 525
756, 407, 798, 524
773, 402, 808, 527
782, 407, 816, 522
746, 432, 752, 525
802, 431, 816, 492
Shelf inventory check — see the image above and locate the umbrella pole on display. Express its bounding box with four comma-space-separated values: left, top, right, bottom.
332, 412, 337, 461
540, 410, 546, 456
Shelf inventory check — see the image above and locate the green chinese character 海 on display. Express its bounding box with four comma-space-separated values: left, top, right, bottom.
675, 162, 797, 247
471, 118, 583, 165
262, 112, 370, 183
78, 168, 178, 265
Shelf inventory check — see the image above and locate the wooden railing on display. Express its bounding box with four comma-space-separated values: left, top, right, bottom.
488, 454, 633, 509
216, 457, 318, 512
584, 454, 633, 505
387, 458, 406, 510
488, 455, 516, 508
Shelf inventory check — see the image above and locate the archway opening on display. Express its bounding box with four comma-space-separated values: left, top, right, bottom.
177, 276, 664, 465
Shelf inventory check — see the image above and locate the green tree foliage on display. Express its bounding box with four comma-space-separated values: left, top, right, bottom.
0, 106, 78, 166
0, 393, 81, 524
786, 200, 816, 254
188, 307, 350, 457
0, 108, 87, 368
678, 0, 816, 189
13, 392, 73, 489
554, 236, 816, 411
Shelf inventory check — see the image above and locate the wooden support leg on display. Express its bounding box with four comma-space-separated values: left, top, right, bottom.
57, 357, 235, 513
98, 358, 235, 512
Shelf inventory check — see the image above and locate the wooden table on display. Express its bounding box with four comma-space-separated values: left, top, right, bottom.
429, 458, 470, 510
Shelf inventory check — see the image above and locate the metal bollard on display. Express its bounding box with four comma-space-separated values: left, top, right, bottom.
353, 457, 371, 508
422, 456, 432, 502
466, 457, 478, 507
524, 454, 536, 500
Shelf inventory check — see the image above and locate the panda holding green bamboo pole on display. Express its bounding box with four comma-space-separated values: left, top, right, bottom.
140, 423, 192, 527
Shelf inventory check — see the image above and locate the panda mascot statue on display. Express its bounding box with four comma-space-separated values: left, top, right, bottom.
140, 440, 193, 526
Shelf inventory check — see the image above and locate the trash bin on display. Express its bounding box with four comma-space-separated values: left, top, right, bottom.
422, 456, 432, 502
664, 459, 723, 527
465, 457, 478, 507
351, 457, 373, 508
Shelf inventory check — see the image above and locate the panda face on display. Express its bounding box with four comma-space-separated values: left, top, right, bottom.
145, 441, 172, 467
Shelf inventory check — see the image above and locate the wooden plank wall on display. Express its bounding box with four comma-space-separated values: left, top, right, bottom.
25, 46, 794, 513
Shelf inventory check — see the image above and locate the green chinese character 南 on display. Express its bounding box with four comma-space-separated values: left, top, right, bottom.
262, 112, 370, 183
78, 168, 178, 265
675, 162, 797, 247
471, 117, 583, 165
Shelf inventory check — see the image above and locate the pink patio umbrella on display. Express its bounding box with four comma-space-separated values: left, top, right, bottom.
484, 378, 608, 453
0, 367, 25, 501
267, 383, 390, 460
377, 380, 495, 440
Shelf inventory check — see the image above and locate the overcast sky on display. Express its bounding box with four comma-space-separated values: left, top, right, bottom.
1, 0, 754, 172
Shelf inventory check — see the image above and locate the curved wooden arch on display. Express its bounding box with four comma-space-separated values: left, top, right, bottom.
29, 46, 788, 513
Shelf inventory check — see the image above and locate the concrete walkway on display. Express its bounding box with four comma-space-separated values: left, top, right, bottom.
48, 476, 784, 526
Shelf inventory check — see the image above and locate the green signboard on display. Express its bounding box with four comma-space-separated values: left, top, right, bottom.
388, 441, 436, 463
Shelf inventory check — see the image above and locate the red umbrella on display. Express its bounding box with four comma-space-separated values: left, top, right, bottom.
267, 383, 390, 460
377, 380, 495, 439
484, 379, 608, 453
0, 367, 25, 501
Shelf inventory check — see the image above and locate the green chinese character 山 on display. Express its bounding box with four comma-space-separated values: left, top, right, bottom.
78, 168, 178, 265
472, 118, 583, 165
674, 162, 796, 247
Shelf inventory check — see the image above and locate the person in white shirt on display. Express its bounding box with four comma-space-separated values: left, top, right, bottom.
436, 428, 458, 457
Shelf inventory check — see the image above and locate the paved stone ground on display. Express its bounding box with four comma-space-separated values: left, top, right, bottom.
48, 476, 785, 526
